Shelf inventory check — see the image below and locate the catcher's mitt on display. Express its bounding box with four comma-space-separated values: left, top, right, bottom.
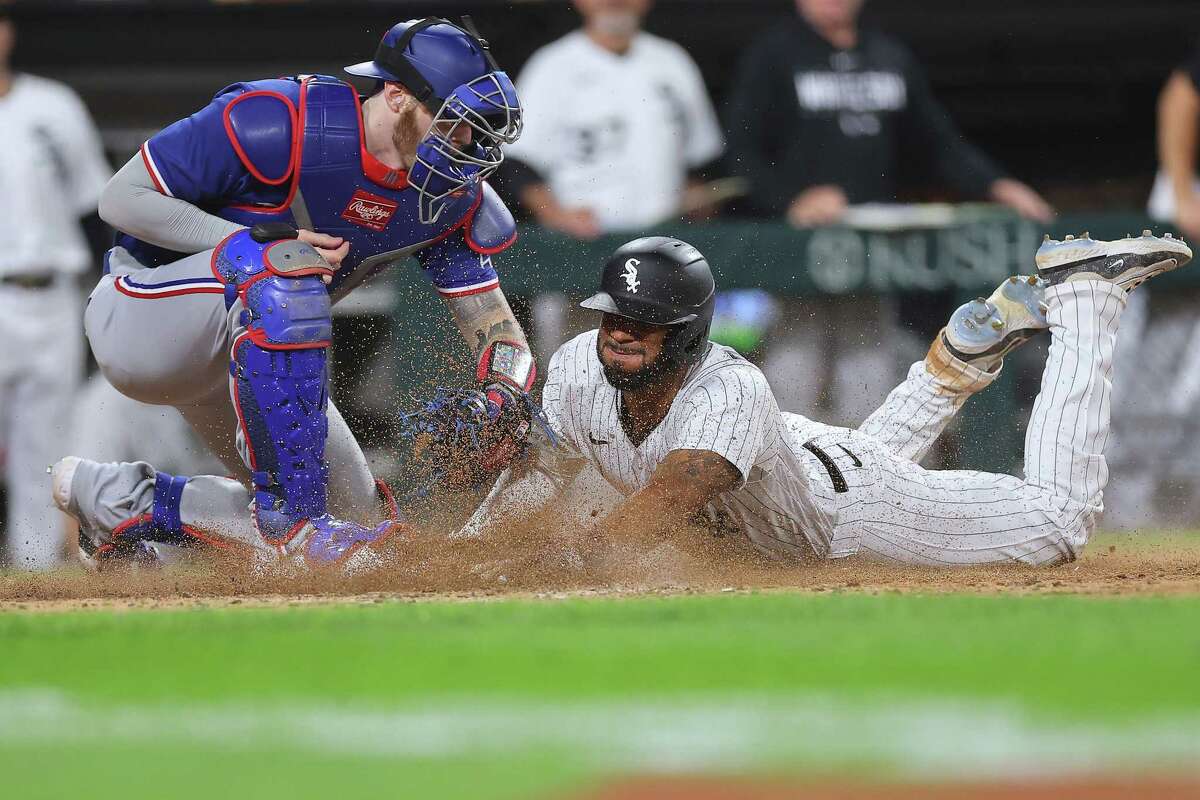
397, 383, 553, 496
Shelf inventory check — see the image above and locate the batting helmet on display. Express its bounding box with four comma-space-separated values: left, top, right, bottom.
581, 236, 716, 367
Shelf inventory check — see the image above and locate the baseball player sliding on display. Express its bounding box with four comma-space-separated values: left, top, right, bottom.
50, 18, 539, 567
462, 232, 1192, 567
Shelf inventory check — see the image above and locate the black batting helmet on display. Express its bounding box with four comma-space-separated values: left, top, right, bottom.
581, 236, 716, 367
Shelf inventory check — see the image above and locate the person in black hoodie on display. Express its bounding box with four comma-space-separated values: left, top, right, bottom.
725, 0, 1053, 426
727, 0, 1052, 224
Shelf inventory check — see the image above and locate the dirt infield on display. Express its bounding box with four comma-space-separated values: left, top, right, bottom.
571, 776, 1200, 800
1, 527, 1196, 611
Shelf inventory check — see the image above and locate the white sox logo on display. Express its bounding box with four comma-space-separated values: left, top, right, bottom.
622, 258, 641, 293
340, 189, 399, 232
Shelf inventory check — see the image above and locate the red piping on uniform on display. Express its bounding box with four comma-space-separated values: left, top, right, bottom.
222, 90, 299, 186
140, 143, 168, 195
113, 278, 225, 300
437, 279, 500, 299
224, 78, 308, 214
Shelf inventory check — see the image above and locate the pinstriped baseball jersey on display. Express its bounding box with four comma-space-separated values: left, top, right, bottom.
542, 330, 843, 558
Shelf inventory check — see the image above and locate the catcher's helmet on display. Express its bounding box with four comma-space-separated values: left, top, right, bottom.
345, 18, 495, 111
346, 17, 522, 225
581, 236, 716, 367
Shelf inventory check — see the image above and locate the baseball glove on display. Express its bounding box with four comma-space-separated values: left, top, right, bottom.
397, 383, 551, 496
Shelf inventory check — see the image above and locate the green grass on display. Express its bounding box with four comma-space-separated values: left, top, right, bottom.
2, 593, 1199, 798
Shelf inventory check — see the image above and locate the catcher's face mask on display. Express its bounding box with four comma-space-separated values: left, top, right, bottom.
409, 71, 522, 224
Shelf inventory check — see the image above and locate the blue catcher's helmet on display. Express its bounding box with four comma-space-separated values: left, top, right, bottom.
346, 18, 522, 224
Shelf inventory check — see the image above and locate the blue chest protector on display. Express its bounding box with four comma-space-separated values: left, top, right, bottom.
218, 75, 486, 292
121, 75, 515, 292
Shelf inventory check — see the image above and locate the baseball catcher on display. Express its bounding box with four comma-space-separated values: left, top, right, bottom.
51, 18, 537, 568
462, 232, 1192, 567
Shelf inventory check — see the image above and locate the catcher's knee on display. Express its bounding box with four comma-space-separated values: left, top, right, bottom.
215, 226, 334, 349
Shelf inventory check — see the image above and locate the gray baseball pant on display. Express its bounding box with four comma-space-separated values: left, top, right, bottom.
72, 247, 381, 548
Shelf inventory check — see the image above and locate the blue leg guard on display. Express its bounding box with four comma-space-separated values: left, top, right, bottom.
215, 227, 402, 561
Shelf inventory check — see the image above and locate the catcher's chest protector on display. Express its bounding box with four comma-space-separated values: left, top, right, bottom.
218, 76, 482, 292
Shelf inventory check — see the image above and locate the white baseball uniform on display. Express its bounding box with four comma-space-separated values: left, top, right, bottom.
506, 29, 724, 231
0, 73, 111, 569
465, 280, 1126, 566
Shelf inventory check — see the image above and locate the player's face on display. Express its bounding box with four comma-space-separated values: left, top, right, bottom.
597, 313, 673, 391
795, 0, 864, 28
399, 100, 473, 157
574, 0, 652, 35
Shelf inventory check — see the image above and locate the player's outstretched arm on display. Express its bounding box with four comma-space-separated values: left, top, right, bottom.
455, 430, 587, 539
443, 286, 530, 358
596, 448, 741, 545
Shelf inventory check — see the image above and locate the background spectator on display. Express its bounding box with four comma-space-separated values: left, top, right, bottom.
502, 0, 726, 359
0, 8, 110, 569
723, 0, 1055, 427
1105, 40, 1200, 529
504, 0, 725, 239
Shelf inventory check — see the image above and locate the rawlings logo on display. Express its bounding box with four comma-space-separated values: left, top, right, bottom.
340, 190, 398, 231
622, 258, 641, 294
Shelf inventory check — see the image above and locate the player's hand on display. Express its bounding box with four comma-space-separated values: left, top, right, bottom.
786, 185, 848, 228
538, 206, 602, 240
1174, 192, 1200, 241
297, 229, 350, 278
990, 178, 1056, 224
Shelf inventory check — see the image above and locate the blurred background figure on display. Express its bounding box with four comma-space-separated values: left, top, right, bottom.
501, 0, 724, 356
1105, 39, 1200, 530
0, 7, 111, 569
724, 0, 1054, 427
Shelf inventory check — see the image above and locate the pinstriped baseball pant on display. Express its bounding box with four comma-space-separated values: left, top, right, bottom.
823, 281, 1125, 566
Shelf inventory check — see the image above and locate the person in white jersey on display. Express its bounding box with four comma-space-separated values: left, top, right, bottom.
502, 0, 724, 358
0, 9, 111, 569
461, 232, 1192, 566
504, 0, 724, 237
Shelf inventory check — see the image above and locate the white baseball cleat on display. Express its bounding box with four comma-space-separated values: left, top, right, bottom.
49, 456, 81, 516
1036, 230, 1193, 291
49, 456, 100, 569
940, 274, 1050, 374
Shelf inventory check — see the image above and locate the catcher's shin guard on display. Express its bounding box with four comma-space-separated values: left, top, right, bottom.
216, 225, 400, 560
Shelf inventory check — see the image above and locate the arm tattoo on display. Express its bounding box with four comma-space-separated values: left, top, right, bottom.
444, 288, 529, 358
598, 449, 741, 542
670, 449, 742, 496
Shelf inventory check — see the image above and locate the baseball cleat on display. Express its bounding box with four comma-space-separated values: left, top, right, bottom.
941, 274, 1050, 373
49, 456, 102, 570
1035, 231, 1193, 291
